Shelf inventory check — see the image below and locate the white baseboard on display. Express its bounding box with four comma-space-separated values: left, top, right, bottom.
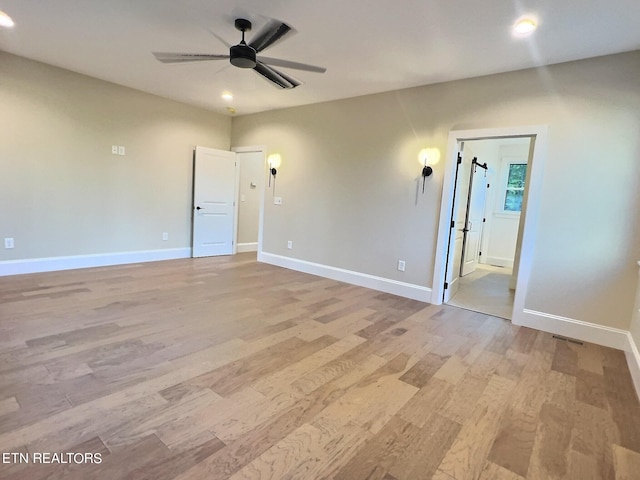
625, 333, 640, 402
237, 242, 258, 253
515, 308, 629, 350
0, 248, 192, 276
258, 252, 431, 302
483, 256, 514, 268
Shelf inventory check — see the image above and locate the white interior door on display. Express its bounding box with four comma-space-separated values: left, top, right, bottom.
461, 159, 488, 276
192, 146, 238, 258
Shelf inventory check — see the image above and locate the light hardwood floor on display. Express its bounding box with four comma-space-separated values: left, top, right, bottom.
0, 253, 639, 479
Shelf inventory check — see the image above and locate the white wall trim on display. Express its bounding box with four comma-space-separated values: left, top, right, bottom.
518, 308, 629, 350
259, 252, 432, 302
625, 332, 640, 402
237, 242, 258, 253
0, 248, 191, 276
483, 256, 514, 268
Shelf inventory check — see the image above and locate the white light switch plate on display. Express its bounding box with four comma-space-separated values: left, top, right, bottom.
4, 237, 14, 249
118, 146, 125, 156
274, 197, 282, 205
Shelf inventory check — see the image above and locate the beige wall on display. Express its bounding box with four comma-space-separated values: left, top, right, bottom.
232, 51, 640, 330
2, 49, 639, 332
0, 52, 231, 260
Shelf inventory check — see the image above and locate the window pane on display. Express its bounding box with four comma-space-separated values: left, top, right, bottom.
504, 189, 524, 211
507, 164, 527, 189
503, 163, 527, 212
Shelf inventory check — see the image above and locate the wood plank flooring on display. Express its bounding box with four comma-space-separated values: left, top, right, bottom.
0, 253, 639, 479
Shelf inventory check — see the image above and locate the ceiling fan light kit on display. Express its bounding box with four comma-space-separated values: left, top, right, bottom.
153, 17, 326, 90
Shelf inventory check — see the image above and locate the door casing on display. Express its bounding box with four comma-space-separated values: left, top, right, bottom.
432, 125, 548, 327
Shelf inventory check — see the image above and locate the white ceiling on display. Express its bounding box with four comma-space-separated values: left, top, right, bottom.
1, 0, 638, 116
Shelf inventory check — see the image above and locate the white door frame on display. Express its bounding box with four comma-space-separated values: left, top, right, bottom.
232, 145, 267, 256
431, 125, 548, 325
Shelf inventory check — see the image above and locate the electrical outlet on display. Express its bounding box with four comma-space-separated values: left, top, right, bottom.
118, 146, 125, 156
4, 237, 14, 249
274, 196, 282, 205
162, 232, 168, 241
287, 240, 293, 249
111, 145, 118, 154
398, 260, 406, 272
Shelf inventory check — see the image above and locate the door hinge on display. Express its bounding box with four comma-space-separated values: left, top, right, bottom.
444, 282, 449, 290
479, 251, 482, 256
450, 220, 455, 228
483, 218, 486, 223
487, 183, 490, 188
457, 153, 462, 164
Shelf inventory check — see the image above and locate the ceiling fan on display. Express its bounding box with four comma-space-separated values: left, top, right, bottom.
153, 18, 326, 89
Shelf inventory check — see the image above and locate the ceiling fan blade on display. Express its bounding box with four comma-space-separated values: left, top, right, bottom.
153, 52, 229, 64
249, 20, 294, 53
270, 66, 303, 88
257, 56, 326, 73
253, 62, 301, 89
202, 26, 231, 48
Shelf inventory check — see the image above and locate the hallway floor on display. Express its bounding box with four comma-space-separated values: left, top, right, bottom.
447, 264, 515, 320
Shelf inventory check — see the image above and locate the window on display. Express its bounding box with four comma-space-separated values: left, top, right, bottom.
503, 163, 527, 212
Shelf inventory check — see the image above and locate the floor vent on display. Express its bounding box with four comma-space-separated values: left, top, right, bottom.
552, 334, 584, 346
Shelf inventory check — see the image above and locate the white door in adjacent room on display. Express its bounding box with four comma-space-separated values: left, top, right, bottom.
460, 158, 488, 276
192, 146, 238, 258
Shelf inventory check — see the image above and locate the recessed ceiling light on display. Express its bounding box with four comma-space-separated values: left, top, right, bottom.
0, 10, 15, 28
226, 107, 236, 115
221, 92, 233, 101
513, 18, 537, 36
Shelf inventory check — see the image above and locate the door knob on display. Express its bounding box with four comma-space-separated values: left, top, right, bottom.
195, 206, 203, 210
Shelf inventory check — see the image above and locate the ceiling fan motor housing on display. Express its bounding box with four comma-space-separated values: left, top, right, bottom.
230, 43, 257, 68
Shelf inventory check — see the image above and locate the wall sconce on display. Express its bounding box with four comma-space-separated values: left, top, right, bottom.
418, 148, 440, 193
267, 153, 281, 190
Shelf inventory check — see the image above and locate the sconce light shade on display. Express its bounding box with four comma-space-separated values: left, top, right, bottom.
267, 153, 282, 170
418, 148, 441, 166
419, 148, 439, 193
267, 153, 281, 189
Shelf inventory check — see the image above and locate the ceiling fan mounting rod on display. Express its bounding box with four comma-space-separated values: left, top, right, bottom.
235, 18, 252, 33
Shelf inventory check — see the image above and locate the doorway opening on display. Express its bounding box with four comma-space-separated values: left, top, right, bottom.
234, 147, 266, 254
445, 137, 532, 319
431, 125, 548, 325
